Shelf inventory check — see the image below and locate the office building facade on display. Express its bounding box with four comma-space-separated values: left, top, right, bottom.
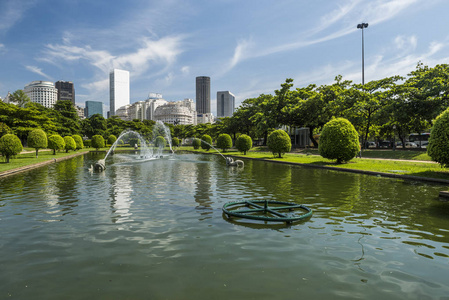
55, 81, 75, 105
109, 69, 130, 117
195, 76, 210, 114
85, 101, 103, 118
24, 81, 58, 108
216, 91, 235, 118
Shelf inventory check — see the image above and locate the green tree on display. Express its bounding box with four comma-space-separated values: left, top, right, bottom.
91, 135, 105, 150
172, 137, 180, 147
155, 136, 166, 148
48, 134, 65, 155
72, 134, 84, 150
9, 90, 30, 107
201, 134, 212, 151
319, 118, 359, 163
51, 100, 80, 136
107, 135, 117, 146
427, 108, 449, 167
64, 136, 76, 153
0, 134, 23, 163
83, 114, 107, 138
216, 134, 232, 152
267, 130, 291, 158
192, 138, 201, 149
346, 76, 401, 148
0, 122, 12, 137
27, 129, 47, 157
235, 134, 252, 155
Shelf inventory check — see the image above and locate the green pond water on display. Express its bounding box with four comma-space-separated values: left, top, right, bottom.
1, 152, 449, 299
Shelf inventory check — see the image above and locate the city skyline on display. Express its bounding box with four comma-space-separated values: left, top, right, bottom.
1, 0, 449, 116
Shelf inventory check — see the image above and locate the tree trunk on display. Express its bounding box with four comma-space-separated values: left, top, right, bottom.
35, 149, 38, 158
308, 127, 318, 148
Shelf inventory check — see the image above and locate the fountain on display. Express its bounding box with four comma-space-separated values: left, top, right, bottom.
94, 124, 174, 171
198, 139, 244, 168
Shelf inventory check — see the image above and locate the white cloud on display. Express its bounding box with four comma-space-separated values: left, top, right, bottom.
219, 0, 420, 76
0, 0, 35, 33
25, 65, 53, 80
181, 66, 190, 75
394, 35, 417, 50
0, 43, 5, 54
40, 35, 185, 92
81, 79, 109, 92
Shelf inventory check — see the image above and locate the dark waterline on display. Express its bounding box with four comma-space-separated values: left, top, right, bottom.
1, 152, 449, 299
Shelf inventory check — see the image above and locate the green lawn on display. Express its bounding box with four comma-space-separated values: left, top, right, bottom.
2, 145, 448, 182
181, 146, 449, 181
0, 149, 89, 174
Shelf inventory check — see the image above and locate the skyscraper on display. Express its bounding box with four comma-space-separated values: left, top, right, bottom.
55, 81, 75, 105
85, 101, 103, 118
109, 69, 130, 117
196, 76, 210, 114
216, 91, 235, 118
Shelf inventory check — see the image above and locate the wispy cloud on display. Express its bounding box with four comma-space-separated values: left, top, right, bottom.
0, 0, 35, 33
0, 43, 5, 54
394, 35, 418, 51
25, 65, 53, 80
40, 35, 185, 91
222, 0, 420, 74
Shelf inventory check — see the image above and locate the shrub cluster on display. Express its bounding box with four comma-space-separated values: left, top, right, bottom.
267, 130, 291, 158
428, 108, 449, 167
201, 135, 212, 151
217, 134, 232, 152
192, 138, 201, 149
235, 134, 252, 155
318, 118, 359, 163
0, 134, 23, 163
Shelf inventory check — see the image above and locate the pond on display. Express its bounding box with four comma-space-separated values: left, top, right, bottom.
1, 152, 449, 299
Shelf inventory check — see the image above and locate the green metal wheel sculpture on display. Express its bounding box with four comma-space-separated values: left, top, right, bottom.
222, 200, 312, 224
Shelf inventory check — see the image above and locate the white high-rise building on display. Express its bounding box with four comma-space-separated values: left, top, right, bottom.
216, 91, 235, 118
24, 81, 58, 108
109, 69, 130, 117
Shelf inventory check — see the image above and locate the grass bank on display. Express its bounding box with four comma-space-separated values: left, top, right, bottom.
0, 149, 89, 174
180, 146, 449, 182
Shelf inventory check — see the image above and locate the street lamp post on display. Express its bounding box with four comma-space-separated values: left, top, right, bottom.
357, 23, 369, 85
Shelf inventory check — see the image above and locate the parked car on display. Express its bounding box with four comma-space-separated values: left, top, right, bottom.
379, 141, 392, 148
405, 142, 418, 148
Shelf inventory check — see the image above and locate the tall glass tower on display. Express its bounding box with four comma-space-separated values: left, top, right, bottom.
195, 76, 210, 114
109, 69, 130, 117
216, 91, 235, 118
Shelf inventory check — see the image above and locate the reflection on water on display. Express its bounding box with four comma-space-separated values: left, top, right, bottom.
0, 152, 449, 299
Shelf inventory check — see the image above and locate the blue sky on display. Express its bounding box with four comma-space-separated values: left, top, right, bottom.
1, 0, 448, 116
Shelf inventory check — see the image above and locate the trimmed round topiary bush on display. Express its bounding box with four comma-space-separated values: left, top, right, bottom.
172, 137, 180, 147
267, 130, 291, 158
27, 129, 47, 158
201, 134, 212, 151
217, 134, 232, 152
72, 134, 84, 150
0, 134, 23, 163
48, 134, 65, 155
192, 138, 201, 150
91, 135, 105, 150
428, 108, 449, 167
318, 117, 359, 163
235, 134, 252, 155
107, 135, 117, 146
64, 136, 76, 153
155, 136, 166, 148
